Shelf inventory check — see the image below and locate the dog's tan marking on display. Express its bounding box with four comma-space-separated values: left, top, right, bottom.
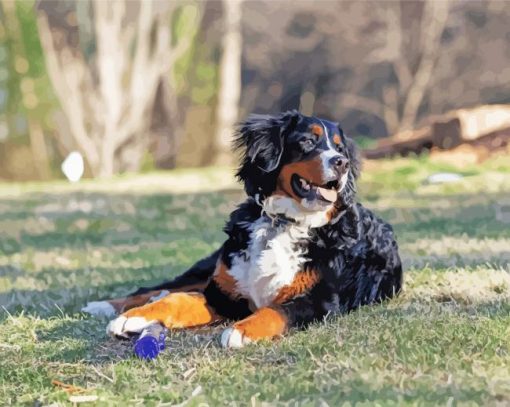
230, 306, 288, 341
123, 292, 220, 329
273, 268, 321, 304
333, 133, 341, 145
311, 124, 324, 137
213, 259, 241, 299
275, 157, 327, 200
105, 282, 208, 313
325, 199, 345, 222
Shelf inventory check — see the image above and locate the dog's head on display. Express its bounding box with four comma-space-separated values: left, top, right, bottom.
234, 111, 360, 227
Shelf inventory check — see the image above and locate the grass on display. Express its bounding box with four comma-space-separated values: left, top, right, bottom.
1, 154, 510, 406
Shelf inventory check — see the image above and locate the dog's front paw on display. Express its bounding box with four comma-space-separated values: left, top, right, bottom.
106, 315, 155, 338
220, 327, 253, 349
82, 301, 117, 317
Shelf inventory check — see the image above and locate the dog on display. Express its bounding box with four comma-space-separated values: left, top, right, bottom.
83, 111, 403, 348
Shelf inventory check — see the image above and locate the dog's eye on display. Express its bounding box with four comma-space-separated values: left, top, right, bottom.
301, 139, 315, 153
335, 141, 345, 153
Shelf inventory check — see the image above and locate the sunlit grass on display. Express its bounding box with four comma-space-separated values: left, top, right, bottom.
1, 155, 509, 405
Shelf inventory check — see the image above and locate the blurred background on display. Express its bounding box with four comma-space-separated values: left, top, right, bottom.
0, 0, 509, 181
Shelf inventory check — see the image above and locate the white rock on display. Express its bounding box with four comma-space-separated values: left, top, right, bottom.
426, 172, 463, 184
61, 151, 84, 183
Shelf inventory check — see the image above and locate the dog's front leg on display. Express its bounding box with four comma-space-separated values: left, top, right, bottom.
220, 306, 289, 348
107, 292, 221, 338
220, 288, 324, 348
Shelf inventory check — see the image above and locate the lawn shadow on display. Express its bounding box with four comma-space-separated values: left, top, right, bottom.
0, 188, 242, 317
0, 262, 202, 316
27, 293, 510, 367
30, 316, 133, 365
401, 251, 510, 270
373, 191, 510, 241
0, 189, 243, 255
1, 184, 510, 366
31, 310, 230, 365
1, 188, 509, 256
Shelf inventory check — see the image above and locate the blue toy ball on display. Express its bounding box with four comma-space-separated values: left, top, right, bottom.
133, 324, 167, 360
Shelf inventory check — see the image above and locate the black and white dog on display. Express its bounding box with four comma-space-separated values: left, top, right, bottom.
83, 111, 403, 348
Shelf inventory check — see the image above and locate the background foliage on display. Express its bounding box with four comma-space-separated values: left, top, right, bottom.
0, 0, 509, 179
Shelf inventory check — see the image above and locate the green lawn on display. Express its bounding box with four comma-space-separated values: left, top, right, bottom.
1, 156, 510, 406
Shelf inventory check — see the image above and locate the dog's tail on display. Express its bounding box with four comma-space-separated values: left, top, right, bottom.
82, 248, 221, 316
130, 248, 221, 296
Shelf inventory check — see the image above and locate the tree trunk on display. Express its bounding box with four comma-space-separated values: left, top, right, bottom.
150, 79, 182, 170
398, 0, 449, 131
210, 0, 243, 166
28, 120, 51, 180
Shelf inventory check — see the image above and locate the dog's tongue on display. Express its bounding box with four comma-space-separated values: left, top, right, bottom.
317, 187, 337, 202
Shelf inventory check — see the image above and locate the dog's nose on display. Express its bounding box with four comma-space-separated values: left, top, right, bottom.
329, 156, 349, 172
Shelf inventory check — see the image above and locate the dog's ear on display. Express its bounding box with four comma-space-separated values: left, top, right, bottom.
234, 111, 300, 197
340, 128, 361, 179
235, 111, 300, 172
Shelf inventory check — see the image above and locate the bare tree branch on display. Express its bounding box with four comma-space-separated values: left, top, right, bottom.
38, 0, 200, 177
37, 12, 100, 173
346, 0, 450, 136
339, 93, 387, 120
212, 0, 243, 165
399, 0, 450, 131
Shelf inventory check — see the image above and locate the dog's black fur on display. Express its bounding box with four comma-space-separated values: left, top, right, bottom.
129, 111, 403, 330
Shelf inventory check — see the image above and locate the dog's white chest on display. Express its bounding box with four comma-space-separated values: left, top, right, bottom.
228, 218, 308, 308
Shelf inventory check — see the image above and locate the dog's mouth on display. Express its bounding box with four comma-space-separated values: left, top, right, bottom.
291, 174, 339, 203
